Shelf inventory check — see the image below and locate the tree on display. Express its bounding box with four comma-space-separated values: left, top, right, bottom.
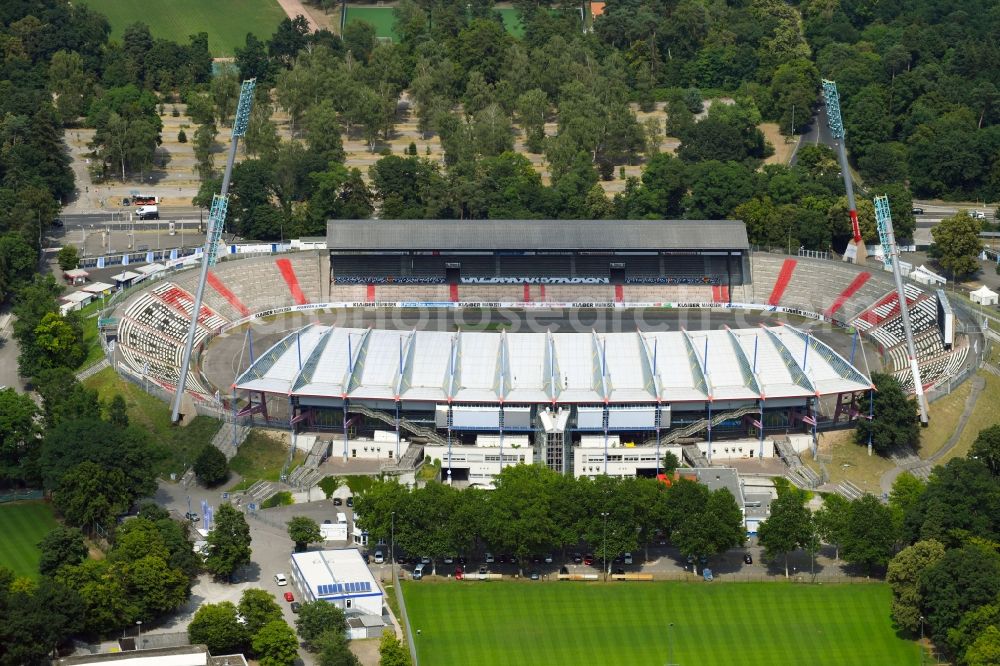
287, 516, 323, 552
684, 160, 756, 219
0, 579, 84, 664
121, 554, 190, 620
55, 559, 131, 635
31, 312, 85, 371
239, 588, 284, 636
317, 629, 361, 666
920, 545, 1000, 644
757, 490, 813, 577
904, 457, 1000, 547
0, 387, 41, 485
950, 600, 1000, 663
252, 619, 299, 666
205, 504, 252, 580
516, 89, 548, 153
235, 33, 272, 83
37, 527, 87, 576
886, 539, 946, 634
841, 495, 898, 574
108, 394, 129, 428
378, 632, 411, 666
888, 472, 926, 530
188, 601, 248, 655
966, 626, 1000, 666
970, 425, 1000, 477
56, 245, 78, 271
193, 122, 217, 180
854, 373, 920, 455
930, 212, 983, 280
296, 600, 347, 649
813, 493, 850, 560
193, 445, 229, 486
52, 461, 130, 532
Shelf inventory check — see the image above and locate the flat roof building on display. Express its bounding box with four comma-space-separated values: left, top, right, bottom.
289, 548, 383, 616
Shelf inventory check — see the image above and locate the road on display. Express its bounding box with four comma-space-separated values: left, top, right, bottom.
57, 207, 203, 229
789, 105, 835, 166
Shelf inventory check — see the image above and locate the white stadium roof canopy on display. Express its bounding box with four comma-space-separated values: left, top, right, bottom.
234, 325, 872, 405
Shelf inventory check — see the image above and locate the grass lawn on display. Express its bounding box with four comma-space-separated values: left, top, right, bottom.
74, 298, 108, 369
80, 0, 288, 57
921, 374, 974, 458
83, 367, 221, 480
228, 430, 303, 490
402, 581, 918, 666
803, 429, 895, 492
344, 7, 397, 40
0, 502, 58, 579
938, 370, 1000, 463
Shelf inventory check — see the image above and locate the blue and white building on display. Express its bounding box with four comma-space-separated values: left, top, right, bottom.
289, 548, 383, 616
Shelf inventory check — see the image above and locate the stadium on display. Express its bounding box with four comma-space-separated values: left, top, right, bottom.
100, 217, 978, 486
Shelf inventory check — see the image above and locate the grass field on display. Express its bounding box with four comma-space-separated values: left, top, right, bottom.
227, 430, 303, 491
80, 0, 288, 57
402, 581, 918, 666
0, 502, 58, 579
344, 6, 526, 40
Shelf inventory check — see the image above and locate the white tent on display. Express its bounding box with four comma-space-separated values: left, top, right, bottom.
909, 264, 946, 286
971, 285, 998, 306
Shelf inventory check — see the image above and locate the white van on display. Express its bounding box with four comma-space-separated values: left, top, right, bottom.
136, 205, 159, 220
413, 562, 427, 580
624, 552, 633, 565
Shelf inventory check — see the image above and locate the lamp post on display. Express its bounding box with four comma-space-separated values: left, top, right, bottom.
136, 620, 142, 651
600, 511, 609, 582
919, 616, 925, 665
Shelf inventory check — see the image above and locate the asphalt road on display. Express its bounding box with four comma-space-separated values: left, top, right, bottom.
58, 207, 203, 229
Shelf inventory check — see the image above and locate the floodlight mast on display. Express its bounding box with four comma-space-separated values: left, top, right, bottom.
873, 194, 929, 425
822, 79, 867, 265
171, 78, 256, 424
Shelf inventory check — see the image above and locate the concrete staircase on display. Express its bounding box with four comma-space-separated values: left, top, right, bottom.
836, 480, 865, 500
348, 404, 447, 445
212, 421, 250, 460
381, 443, 425, 474
681, 444, 710, 468
774, 437, 822, 489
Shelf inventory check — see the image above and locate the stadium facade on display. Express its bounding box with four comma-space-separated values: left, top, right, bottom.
231, 219, 874, 485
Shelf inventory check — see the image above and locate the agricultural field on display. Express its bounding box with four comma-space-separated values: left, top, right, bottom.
402, 580, 919, 666
80, 0, 288, 57
0, 502, 59, 579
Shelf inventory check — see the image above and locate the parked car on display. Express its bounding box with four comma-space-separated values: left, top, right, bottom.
912, 207, 924, 215
443, 555, 454, 564
529, 571, 540, 580
284, 591, 295, 602
572, 553, 583, 564
703, 568, 714, 582
744, 553, 753, 565
485, 552, 495, 563
52, 218, 64, 227
346, 496, 354, 507
290, 602, 301, 613
274, 573, 288, 586
498, 554, 508, 564
185, 512, 199, 522
583, 554, 595, 566
454, 566, 464, 580
420, 555, 431, 565
544, 554, 553, 564
457, 556, 467, 565
374, 549, 385, 564
413, 563, 427, 580
624, 552, 633, 565
478, 565, 488, 575
333, 497, 342, 506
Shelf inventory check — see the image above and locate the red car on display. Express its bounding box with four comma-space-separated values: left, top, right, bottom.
454, 566, 464, 580
283, 591, 294, 602
583, 554, 595, 566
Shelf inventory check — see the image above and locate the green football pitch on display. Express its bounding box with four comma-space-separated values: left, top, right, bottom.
80, 0, 288, 57
344, 6, 525, 40
0, 502, 58, 579
402, 580, 919, 666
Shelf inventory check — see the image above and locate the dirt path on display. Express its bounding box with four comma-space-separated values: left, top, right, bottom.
274, 0, 332, 32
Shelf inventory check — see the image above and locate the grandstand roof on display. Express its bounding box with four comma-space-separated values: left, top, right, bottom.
235, 325, 870, 405
326, 219, 749, 252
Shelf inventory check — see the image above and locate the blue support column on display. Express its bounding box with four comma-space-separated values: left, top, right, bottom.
395, 402, 400, 461
342, 400, 349, 462
850, 329, 859, 366
759, 399, 765, 459
706, 401, 713, 463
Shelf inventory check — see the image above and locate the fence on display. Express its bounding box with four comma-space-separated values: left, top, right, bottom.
393, 567, 419, 666
0, 490, 43, 503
